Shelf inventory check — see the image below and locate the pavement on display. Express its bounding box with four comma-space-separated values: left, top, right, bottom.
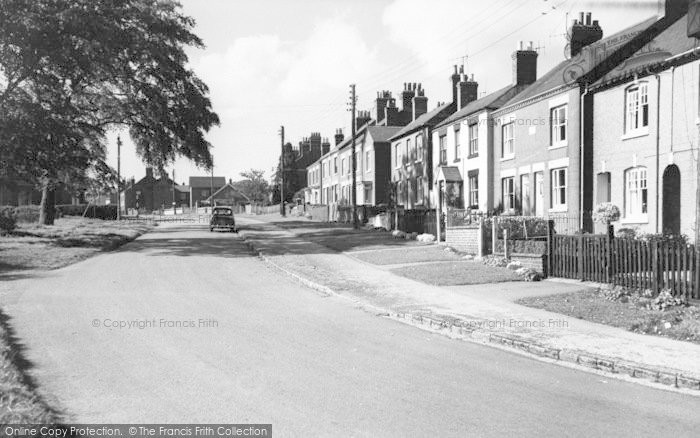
3, 221, 700, 436
240, 214, 700, 392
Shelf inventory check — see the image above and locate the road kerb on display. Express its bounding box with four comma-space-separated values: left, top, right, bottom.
241, 232, 700, 394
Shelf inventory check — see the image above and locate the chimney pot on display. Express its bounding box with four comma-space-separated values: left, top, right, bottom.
585, 12, 592, 25
579, 11, 584, 23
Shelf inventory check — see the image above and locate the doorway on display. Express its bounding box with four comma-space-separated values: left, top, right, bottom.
662, 164, 681, 235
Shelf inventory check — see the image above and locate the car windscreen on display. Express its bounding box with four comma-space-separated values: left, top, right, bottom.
213, 208, 232, 216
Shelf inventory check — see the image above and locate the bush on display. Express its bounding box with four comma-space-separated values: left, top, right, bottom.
616, 228, 637, 239
592, 202, 620, 224
0, 213, 16, 235
56, 204, 86, 217
81, 205, 117, 220
497, 217, 548, 240
636, 233, 689, 246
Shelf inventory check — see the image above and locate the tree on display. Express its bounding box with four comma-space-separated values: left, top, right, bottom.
234, 169, 270, 204
0, 0, 219, 224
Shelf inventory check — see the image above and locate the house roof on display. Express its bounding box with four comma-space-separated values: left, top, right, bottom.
189, 176, 226, 188
499, 15, 660, 110
174, 185, 190, 193
435, 85, 520, 128
390, 103, 456, 140
593, 15, 698, 88
206, 183, 251, 202
435, 166, 462, 182
366, 125, 403, 143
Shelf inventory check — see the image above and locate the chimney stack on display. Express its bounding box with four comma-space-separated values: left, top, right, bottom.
569, 12, 603, 57
456, 71, 478, 110
512, 40, 538, 86
356, 110, 372, 130
664, 0, 689, 20
145, 167, 154, 179
334, 128, 344, 146
451, 65, 460, 106
375, 91, 393, 123
401, 83, 417, 117
412, 84, 428, 120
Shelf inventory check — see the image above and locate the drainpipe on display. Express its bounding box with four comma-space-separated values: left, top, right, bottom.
654, 71, 662, 233
580, 85, 589, 231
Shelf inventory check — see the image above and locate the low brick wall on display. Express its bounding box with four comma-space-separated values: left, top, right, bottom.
494, 252, 546, 274
446, 226, 480, 254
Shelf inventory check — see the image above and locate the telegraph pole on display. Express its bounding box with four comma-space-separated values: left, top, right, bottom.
209, 157, 214, 209
116, 136, 121, 220
279, 125, 286, 217
349, 84, 358, 229
172, 168, 176, 215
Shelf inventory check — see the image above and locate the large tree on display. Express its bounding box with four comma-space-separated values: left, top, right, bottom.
234, 169, 270, 205
0, 0, 219, 224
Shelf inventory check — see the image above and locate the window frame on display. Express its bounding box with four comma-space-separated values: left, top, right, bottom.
501, 122, 514, 159
454, 126, 461, 161
624, 166, 648, 221
365, 150, 372, 172
550, 167, 567, 211
439, 135, 447, 165
549, 104, 567, 148
468, 123, 478, 157
624, 82, 649, 136
468, 172, 479, 209
502, 176, 515, 212
416, 135, 424, 162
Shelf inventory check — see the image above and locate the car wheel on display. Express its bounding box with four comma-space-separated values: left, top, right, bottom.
209, 228, 213, 232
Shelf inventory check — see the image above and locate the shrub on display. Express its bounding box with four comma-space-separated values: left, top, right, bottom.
12, 205, 40, 223
0, 213, 16, 235
592, 202, 620, 224
497, 217, 548, 240
647, 289, 686, 311
56, 204, 86, 217
81, 205, 117, 220
616, 228, 637, 239
636, 232, 689, 246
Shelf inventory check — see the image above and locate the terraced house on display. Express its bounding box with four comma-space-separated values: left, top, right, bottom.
492, 3, 687, 232
591, 11, 699, 236
431, 48, 538, 214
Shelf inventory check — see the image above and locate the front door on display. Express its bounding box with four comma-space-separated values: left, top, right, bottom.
534, 171, 544, 216
662, 165, 681, 235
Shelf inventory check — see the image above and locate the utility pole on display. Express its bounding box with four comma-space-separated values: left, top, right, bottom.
116, 136, 121, 220
210, 157, 214, 209
349, 84, 358, 229
280, 125, 286, 217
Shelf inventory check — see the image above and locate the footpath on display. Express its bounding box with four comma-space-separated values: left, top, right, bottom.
238, 214, 700, 393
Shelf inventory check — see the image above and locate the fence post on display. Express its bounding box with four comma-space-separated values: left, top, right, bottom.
652, 240, 660, 293
606, 224, 614, 283
503, 229, 509, 260
546, 220, 554, 278
578, 233, 584, 281
492, 217, 498, 255
478, 219, 485, 257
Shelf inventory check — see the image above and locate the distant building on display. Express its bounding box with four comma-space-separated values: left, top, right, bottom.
189, 175, 226, 207
0, 176, 81, 206
206, 180, 251, 208
123, 167, 188, 212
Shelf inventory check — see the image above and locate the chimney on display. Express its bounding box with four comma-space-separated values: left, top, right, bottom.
569, 12, 603, 57
356, 110, 371, 130
512, 41, 538, 86
401, 82, 416, 114
334, 128, 344, 146
322, 138, 331, 155
145, 167, 154, 179
451, 65, 460, 106
412, 84, 428, 120
664, 0, 689, 20
385, 99, 400, 126
375, 91, 392, 123
457, 72, 478, 110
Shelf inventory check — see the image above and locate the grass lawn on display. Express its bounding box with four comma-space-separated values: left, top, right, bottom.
352, 246, 462, 265
0, 311, 56, 423
517, 289, 700, 345
391, 261, 521, 286
0, 217, 153, 273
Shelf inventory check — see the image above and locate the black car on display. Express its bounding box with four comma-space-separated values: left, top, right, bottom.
209, 206, 237, 232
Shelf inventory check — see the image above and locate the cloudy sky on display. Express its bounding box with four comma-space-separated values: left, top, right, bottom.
105, 0, 661, 185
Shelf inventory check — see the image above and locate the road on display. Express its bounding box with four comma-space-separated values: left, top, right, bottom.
1, 218, 700, 437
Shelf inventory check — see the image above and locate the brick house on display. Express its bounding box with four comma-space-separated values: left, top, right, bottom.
206, 180, 250, 208
189, 175, 226, 207
124, 167, 188, 212
591, 12, 699, 236
491, 5, 685, 232
430, 57, 536, 213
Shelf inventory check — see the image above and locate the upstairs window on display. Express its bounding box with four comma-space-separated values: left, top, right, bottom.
365, 151, 372, 172
502, 123, 514, 158
550, 104, 567, 146
394, 144, 401, 168
625, 83, 648, 134
334, 157, 338, 174
454, 127, 461, 161
439, 135, 447, 165
406, 138, 412, 163
416, 135, 424, 161
468, 123, 478, 156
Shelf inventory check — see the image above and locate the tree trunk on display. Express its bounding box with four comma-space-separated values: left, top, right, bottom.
39, 183, 56, 225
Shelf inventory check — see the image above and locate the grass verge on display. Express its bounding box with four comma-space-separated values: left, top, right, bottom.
0, 310, 56, 423
391, 261, 521, 286
517, 289, 700, 345
0, 217, 154, 274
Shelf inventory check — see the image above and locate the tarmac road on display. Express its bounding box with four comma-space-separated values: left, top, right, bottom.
2, 221, 700, 437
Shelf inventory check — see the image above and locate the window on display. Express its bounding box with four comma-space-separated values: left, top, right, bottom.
416, 135, 424, 161
394, 144, 401, 168
468, 172, 479, 209
454, 127, 461, 161
334, 157, 338, 174
625, 83, 649, 133
625, 167, 648, 219
550, 105, 567, 146
439, 135, 447, 165
365, 151, 371, 172
502, 123, 514, 158
417, 176, 424, 204
468, 123, 478, 156
341, 158, 346, 176
550, 168, 567, 210
406, 138, 412, 162
364, 184, 372, 204
597, 172, 611, 204
502, 177, 514, 211
520, 174, 530, 215
354, 152, 359, 174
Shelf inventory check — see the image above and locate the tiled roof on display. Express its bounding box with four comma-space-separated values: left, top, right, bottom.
390, 103, 456, 140
594, 15, 698, 87
499, 15, 660, 109
435, 85, 520, 128
436, 166, 462, 182
366, 125, 403, 142
207, 183, 251, 202
189, 176, 226, 188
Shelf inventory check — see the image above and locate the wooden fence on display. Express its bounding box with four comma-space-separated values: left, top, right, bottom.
549, 230, 700, 300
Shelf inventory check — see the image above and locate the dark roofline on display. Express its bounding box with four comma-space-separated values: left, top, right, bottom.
389, 103, 456, 141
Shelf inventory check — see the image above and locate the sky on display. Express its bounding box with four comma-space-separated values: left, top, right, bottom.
104, 0, 663, 186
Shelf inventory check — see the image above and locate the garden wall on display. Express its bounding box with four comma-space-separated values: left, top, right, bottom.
446, 226, 480, 254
